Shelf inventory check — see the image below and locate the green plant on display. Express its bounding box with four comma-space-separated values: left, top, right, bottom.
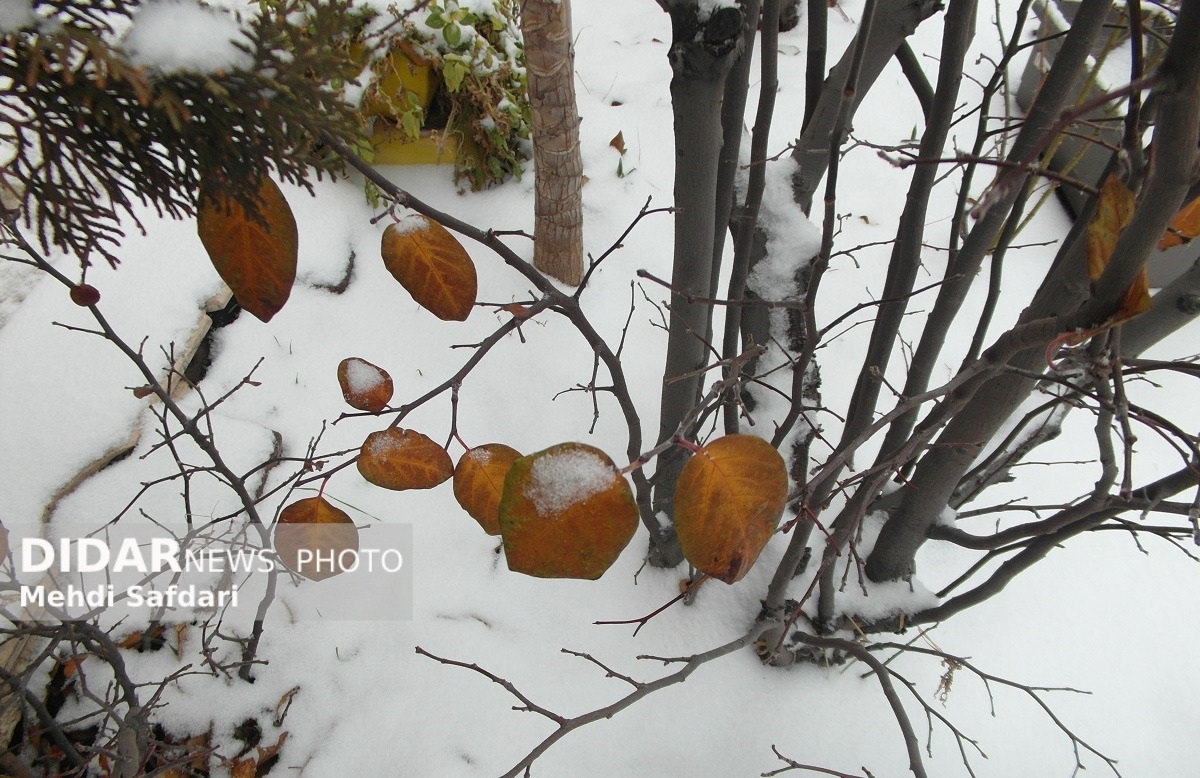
363, 0, 531, 190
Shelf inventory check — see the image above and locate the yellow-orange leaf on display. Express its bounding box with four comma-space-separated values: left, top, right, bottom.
1084, 173, 1153, 325
197, 176, 298, 322
357, 428, 453, 490
381, 214, 477, 321
499, 443, 638, 579
274, 496, 359, 581
453, 444, 522, 535
675, 435, 788, 584
1159, 192, 1200, 250
337, 357, 394, 412
1116, 266, 1153, 322
1086, 173, 1136, 281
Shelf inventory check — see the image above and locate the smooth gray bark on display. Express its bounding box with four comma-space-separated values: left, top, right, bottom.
790, 0, 942, 213
1120, 259, 1200, 356
651, 1, 747, 566
865, 0, 1200, 582
874, 0, 1115, 462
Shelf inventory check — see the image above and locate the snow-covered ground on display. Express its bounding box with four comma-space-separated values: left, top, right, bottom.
1, 1, 1197, 776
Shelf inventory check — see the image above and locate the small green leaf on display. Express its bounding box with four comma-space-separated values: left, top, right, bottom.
401, 111, 422, 139
443, 58, 469, 92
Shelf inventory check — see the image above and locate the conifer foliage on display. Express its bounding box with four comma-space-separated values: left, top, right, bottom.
0, 0, 364, 267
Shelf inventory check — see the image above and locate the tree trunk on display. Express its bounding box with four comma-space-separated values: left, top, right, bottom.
1120, 259, 1200, 357
790, 0, 942, 213
873, 0, 1113, 461
865, 0, 1200, 582
522, 0, 584, 286
649, 1, 747, 566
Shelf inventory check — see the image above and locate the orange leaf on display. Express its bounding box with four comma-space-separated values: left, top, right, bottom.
1083, 174, 1153, 326
500, 302, 533, 319
357, 428, 453, 490
674, 435, 788, 584
1159, 192, 1200, 250
337, 357, 394, 412
197, 176, 298, 323
116, 624, 166, 650
274, 496, 359, 581
453, 444, 522, 535
381, 214, 477, 321
1115, 266, 1153, 323
609, 131, 626, 155
1086, 173, 1136, 281
230, 732, 287, 778
58, 653, 87, 678
499, 443, 638, 579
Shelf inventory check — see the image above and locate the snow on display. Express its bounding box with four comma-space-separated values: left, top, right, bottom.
342, 357, 387, 395
0, 0, 34, 33
525, 447, 615, 514
364, 428, 416, 458
123, 0, 252, 75
466, 446, 492, 466
699, 0, 741, 18
746, 155, 822, 302
1, 1, 1197, 777
388, 211, 429, 236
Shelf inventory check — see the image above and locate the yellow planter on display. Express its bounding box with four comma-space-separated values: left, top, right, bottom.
370, 126, 460, 165
360, 42, 437, 118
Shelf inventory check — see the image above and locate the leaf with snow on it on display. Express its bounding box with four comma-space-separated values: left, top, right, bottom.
381, 214, 477, 321
337, 357, 394, 412
357, 428, 453, 491
499, 443, 638, 579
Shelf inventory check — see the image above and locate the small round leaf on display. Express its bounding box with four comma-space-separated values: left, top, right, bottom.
337, 357, 394, 412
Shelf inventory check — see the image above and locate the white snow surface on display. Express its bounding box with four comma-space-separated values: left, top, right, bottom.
0, 0, 34, 33
0, 2, 1197, 777
123, 0, 252, 74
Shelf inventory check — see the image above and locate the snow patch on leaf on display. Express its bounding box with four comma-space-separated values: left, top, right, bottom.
364, 429, 414, 457
343, 358, 386, 395
389, 212, 430, 236
525, 448, 614, 514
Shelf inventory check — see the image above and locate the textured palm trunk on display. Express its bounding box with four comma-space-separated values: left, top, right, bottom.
522, 0, 584, 286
